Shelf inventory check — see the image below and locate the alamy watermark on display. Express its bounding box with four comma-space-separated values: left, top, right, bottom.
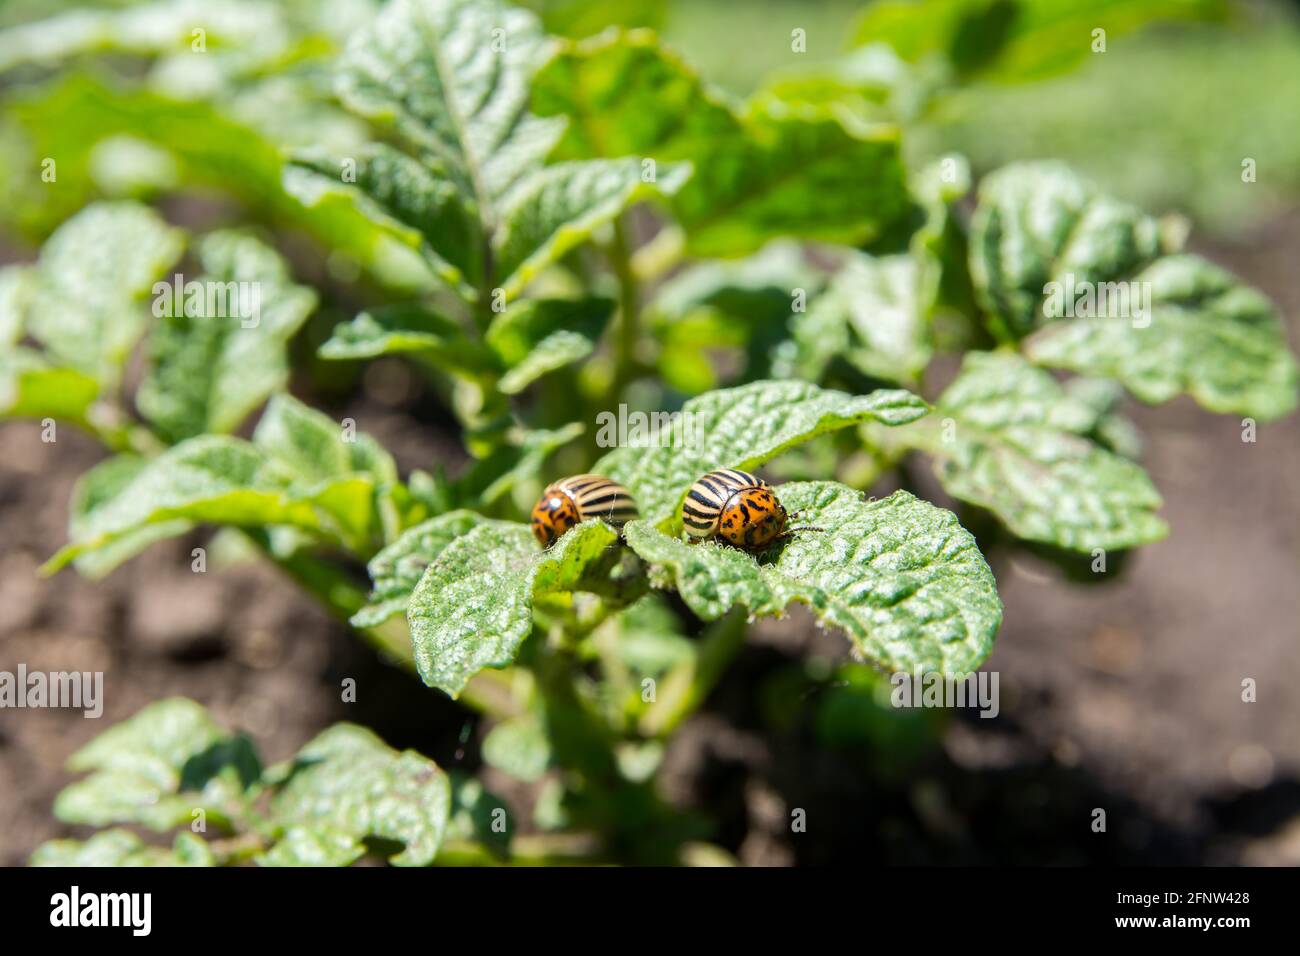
152, 274, 262, 328
50, 886, 150, 936
0, 665, 103, 718
890, 670, 999, 719
1043, 274, 1151, 328
595, 403, 702, 456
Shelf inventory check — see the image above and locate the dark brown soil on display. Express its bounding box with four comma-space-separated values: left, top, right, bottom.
2, 218, 1298, 867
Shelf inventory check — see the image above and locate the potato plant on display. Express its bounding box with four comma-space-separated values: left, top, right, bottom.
1, 0, 1295, 866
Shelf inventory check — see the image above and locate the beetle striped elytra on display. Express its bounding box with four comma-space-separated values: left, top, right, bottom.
530, 474, 639, 547
682, 468, 793, 552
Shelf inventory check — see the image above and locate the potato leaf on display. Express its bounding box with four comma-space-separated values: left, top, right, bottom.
317, 303, 496, 375
318, 2, 687, 302
593, 380, 930, 523
337, 0, 561, 213
0, 348, 101, 426
853, 0, 1226, 83
1025, 254, 1299, 421
486, 297, 614, 393
352, 510, 497, 627
31, 830, 215, 867
791, 252, 931, 385
533, 29, 910, 257
45, 398, 400, 572
968, 161, 1161, 339
43, 437, 317, 573
407, 520, 620, 696
905, 351, 1167, 551
67, 455, 191, 579
53, 699, 257, 833
494, 156, 689, 297
264, 723, 451, 867
623, 483, 1001, 676
137, 231, 318, 443
19, 201, 183, 385
285, 144, 485, 297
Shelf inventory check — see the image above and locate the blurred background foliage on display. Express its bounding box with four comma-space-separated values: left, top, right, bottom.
3, 0, 1298, 246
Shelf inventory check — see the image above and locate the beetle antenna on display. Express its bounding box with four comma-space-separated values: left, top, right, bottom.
783, 510, 824, 535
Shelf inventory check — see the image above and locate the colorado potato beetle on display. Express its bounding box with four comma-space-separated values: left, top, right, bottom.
531, 474, 639, 547
682, 468, 813, 552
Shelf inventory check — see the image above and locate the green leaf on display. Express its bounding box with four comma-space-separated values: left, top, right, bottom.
968, 161, 1162, 339
65, 456, 190, 578
317, 304, 496, 375
653, 241, 821, 324
520, 0, 664, 38
65, 698, 224, 789
252, 393, 399, 548
676, 108, 907, 258
593, 380, 930, 523
533, 30, 909, 257
1024, 254, 1299, 421
336, 0, 562, 217
31, 830, 215, 867
1064, 377, 1144, 460
482, 715, 552, 782
0, 348, 101, 424
853, 0, 1227, 83
53, 698, 255, 832
137, 230, 317, 442
486, 297, 614, 393
323, 6, 689, 302
267, 723, 451, 866
446, 773, 511, 857
20, 201, 184, 383
407, 520, 620, 696
258, 827, 366, 867
792, 252, 931, 385
253, 393, 396, 488
284, 144, 484, 295
750, 45, 920, 127
352, 510, 496, 627
2, 77, 422, 289
493, 157, 689, 298
906, 351, 1167, 551
623, 483, 1001, 675
42, 436, 330, 573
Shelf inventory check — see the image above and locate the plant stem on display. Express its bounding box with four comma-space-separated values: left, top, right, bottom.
608, 215, 641, 399
631, 224, 685, 283
641, 607, 748, 737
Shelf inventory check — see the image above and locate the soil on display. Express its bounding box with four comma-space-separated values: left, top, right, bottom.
2, 218, 1298, 867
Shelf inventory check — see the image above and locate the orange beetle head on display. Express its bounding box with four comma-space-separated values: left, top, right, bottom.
531, 488, 579, 547
717, 487, 788, 551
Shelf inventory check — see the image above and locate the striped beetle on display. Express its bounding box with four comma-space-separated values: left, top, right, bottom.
530, 474, 639, 547
682, 468, 818, 552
